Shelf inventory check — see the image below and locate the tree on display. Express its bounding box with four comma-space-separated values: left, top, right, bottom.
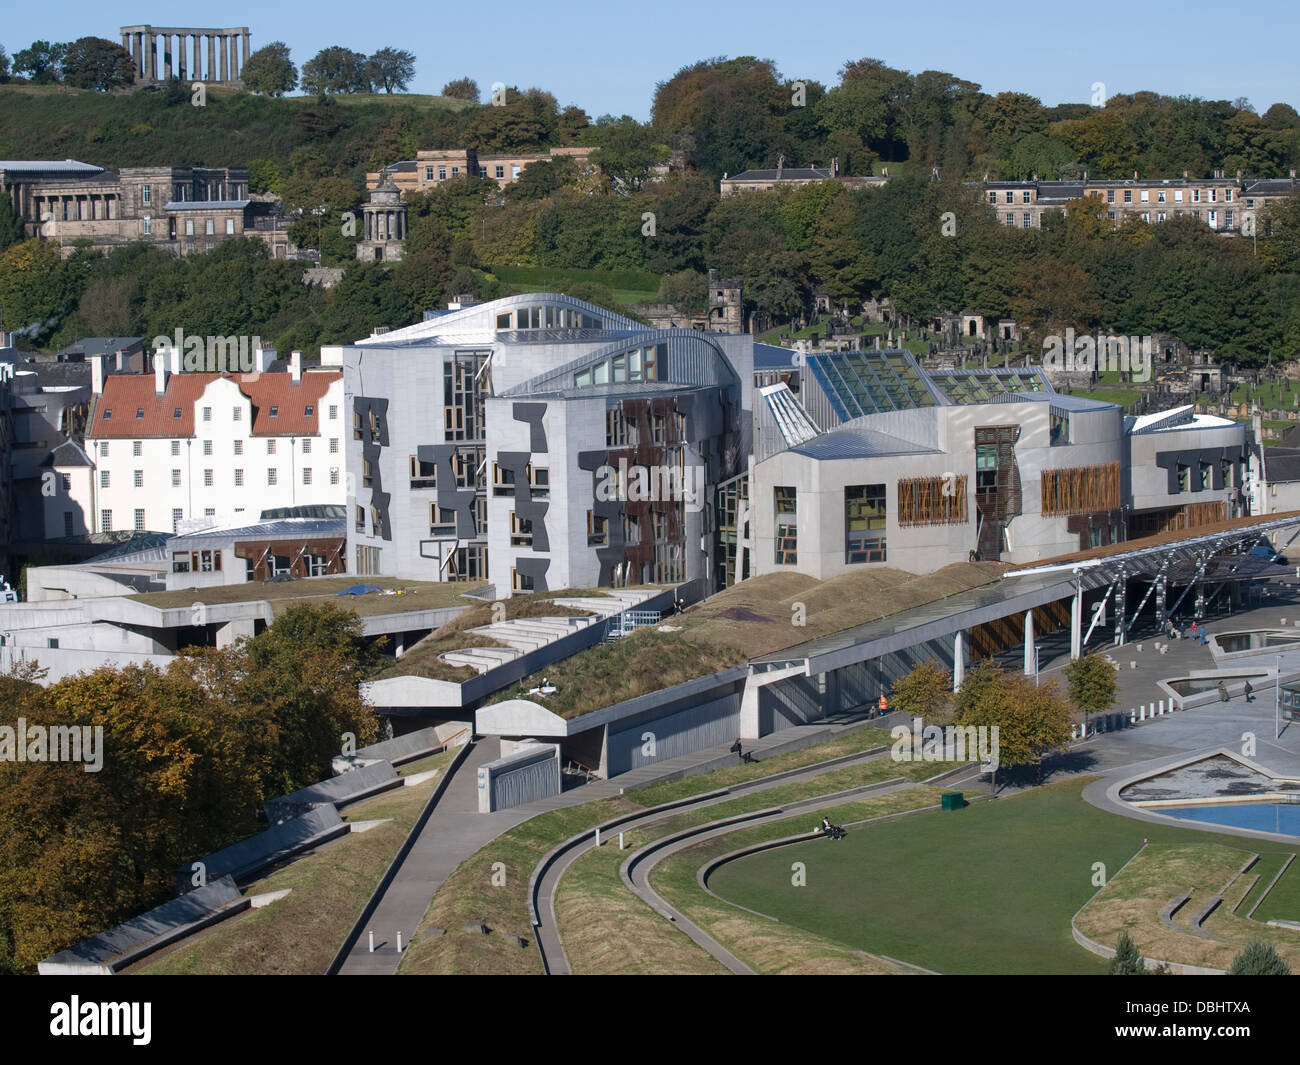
1065, 652, 1118, 734
954, 663, 1073, 790
12, 40, 66, 84
241, 42, 297, 97
61, 37, 134, 91
1108, 931, 1146, 974
1229, 939, 1291, 975
0, 191, 26, 251
658, 269, 708, 314
442, 77, 479, 101
584, 117, 670, 190
300, 46, 369, 94
891, 661, 953, 724
366, 48, 415, 94
0, 45, 11, 82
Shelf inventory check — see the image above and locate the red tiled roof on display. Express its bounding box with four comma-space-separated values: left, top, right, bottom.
87, 370, 342, 439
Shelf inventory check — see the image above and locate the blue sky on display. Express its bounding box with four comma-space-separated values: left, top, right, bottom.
9, 1, 1298, 121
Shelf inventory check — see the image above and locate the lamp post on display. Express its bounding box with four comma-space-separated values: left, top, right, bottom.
1277, 653, 1284, 740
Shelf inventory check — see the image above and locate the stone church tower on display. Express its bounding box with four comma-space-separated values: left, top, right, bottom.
707, 269, 744, 334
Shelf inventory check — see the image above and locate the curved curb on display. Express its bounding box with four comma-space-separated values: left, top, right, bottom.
616, 780, 911, 975
528, 743, 890, 974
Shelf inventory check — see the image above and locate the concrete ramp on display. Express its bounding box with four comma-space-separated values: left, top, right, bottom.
182, 806, 350, 889
265, 761, 401, 824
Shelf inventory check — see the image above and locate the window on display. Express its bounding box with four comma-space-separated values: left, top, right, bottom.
234, 469, 244, 486
329, 405, 338, 420
233, 407, 241, 422
205, 219, 214, 236
100, 470, 110, 488
130, 468, 142, 488
495, 165, 505, 179
142, 184, 151, 205
103, 409, 112, 421
330, 438, 339, 453
1123, 190, 1132, 203
1192, 189, 1201, 203
1177, 464, 1190, 492
988, 191, 996, 204
606, 408, 636, 447
1023, 212, 1031, 228
59, 473, 71, 491
267, 439, 276, 455
305, 405, 314, 417
203, 407, 211, 422
204, 469, 213, 486
1106, 190, 1115, 203
410, 454, 437, 488
370, 505, 384, 537
185, 218, 194, 236
269, 405, 279, 418
267, 468, 278, 485
171, 440, 180, 456
204, 508, 215, 517
303, 468, 312, 485
587, 510, 608, 546
142, 217, 151, 235
362, 458, 373, 488
1140, 190, 1149, 203
203, 440, 213, 456
1005, 212, 1015, 226
511, 166, 520, 180
130, 440, 142, 457
438, 167, 446, 180
233, 439, 243, 455
1004, 191, 1013, 204
510, 511, 533, 546
430, 503, 456, 534
1175, 190, 1184, 203
1157, 191, 1166, 203
511, 567, 534, 592
356, 545, 382, 576
1226, 210, 1234, 228
171, 469, 181, 487
225, 218, 234, 236
330, 467, 340, 485
356, 504, 365, 531
302, 439, 311, 454
1200, 462, 1211, 490
425, 166, 434, 181
1225, 189, 1233, 203
135, 408, 145, 419
845, 485, 887, 563
100, 509, 112, 532
134, 508, 145, 531
196, 549, 221, 572
775, 486, 797, 565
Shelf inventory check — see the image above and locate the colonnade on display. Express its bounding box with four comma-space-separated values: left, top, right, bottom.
119, 26, 251, 83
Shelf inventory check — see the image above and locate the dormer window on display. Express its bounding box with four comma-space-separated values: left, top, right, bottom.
304, 405, 314, 416
135, 408, 145, 419
103, 409, 112, 420
173, 408, 182, 418
269, 405, 279, 417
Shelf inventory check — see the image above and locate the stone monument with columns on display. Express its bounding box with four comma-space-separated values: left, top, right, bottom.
356, 173, 407, 263
119, 26, 251, 84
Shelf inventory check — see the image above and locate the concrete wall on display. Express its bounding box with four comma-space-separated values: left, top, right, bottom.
476, 742, 560, 812
604, 685, 743, 776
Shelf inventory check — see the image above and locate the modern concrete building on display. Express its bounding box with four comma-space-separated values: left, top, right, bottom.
337, 293, 754, 591
734, 351, 1251, 583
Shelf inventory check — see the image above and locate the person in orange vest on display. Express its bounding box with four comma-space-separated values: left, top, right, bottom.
878, 694, 888, 717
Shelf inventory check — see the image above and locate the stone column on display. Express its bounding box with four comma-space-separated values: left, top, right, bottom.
1070, 579, 1083, 660
146, 32, 156, 81
242, 31, 250, 68
228, 35, 239, 80
953, 630, 966, 691
208, 35, 216, 82
177, 35, 186, 82
220, 35, 228, 82
193, 35, 202, 81
163, 34, 172, 80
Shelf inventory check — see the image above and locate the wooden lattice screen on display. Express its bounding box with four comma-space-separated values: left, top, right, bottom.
1040, 461, 1121, 516
898, 476, 969, 526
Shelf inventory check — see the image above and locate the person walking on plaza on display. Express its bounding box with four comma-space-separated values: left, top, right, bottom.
1245, 680, 1254, 703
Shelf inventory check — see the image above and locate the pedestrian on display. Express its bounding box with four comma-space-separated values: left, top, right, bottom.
1245, 680, 1254, 703
1219, 682, 1229, 702
730, 738, 743, 762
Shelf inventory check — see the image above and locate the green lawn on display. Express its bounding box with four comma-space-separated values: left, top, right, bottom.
707, 777, 1300, 975
488, 265, 661, 307
1254, 855, 1300, 923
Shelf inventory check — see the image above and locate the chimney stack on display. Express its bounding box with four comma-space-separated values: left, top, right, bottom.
290, 350, 302, 384
154, 351, 167, 395
254, 346, 275, 373
168, 343, 180, 375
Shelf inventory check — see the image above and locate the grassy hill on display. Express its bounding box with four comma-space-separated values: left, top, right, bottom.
0, 84, 474, 183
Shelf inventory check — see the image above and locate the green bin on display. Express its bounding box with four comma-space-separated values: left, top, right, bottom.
941, 792, 964, 811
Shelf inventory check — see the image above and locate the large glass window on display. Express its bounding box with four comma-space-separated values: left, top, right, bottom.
846, 484, 887, 563
775, 486, 797, 565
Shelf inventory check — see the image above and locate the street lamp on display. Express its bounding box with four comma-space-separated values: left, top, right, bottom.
1277, 652, 1283, 741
